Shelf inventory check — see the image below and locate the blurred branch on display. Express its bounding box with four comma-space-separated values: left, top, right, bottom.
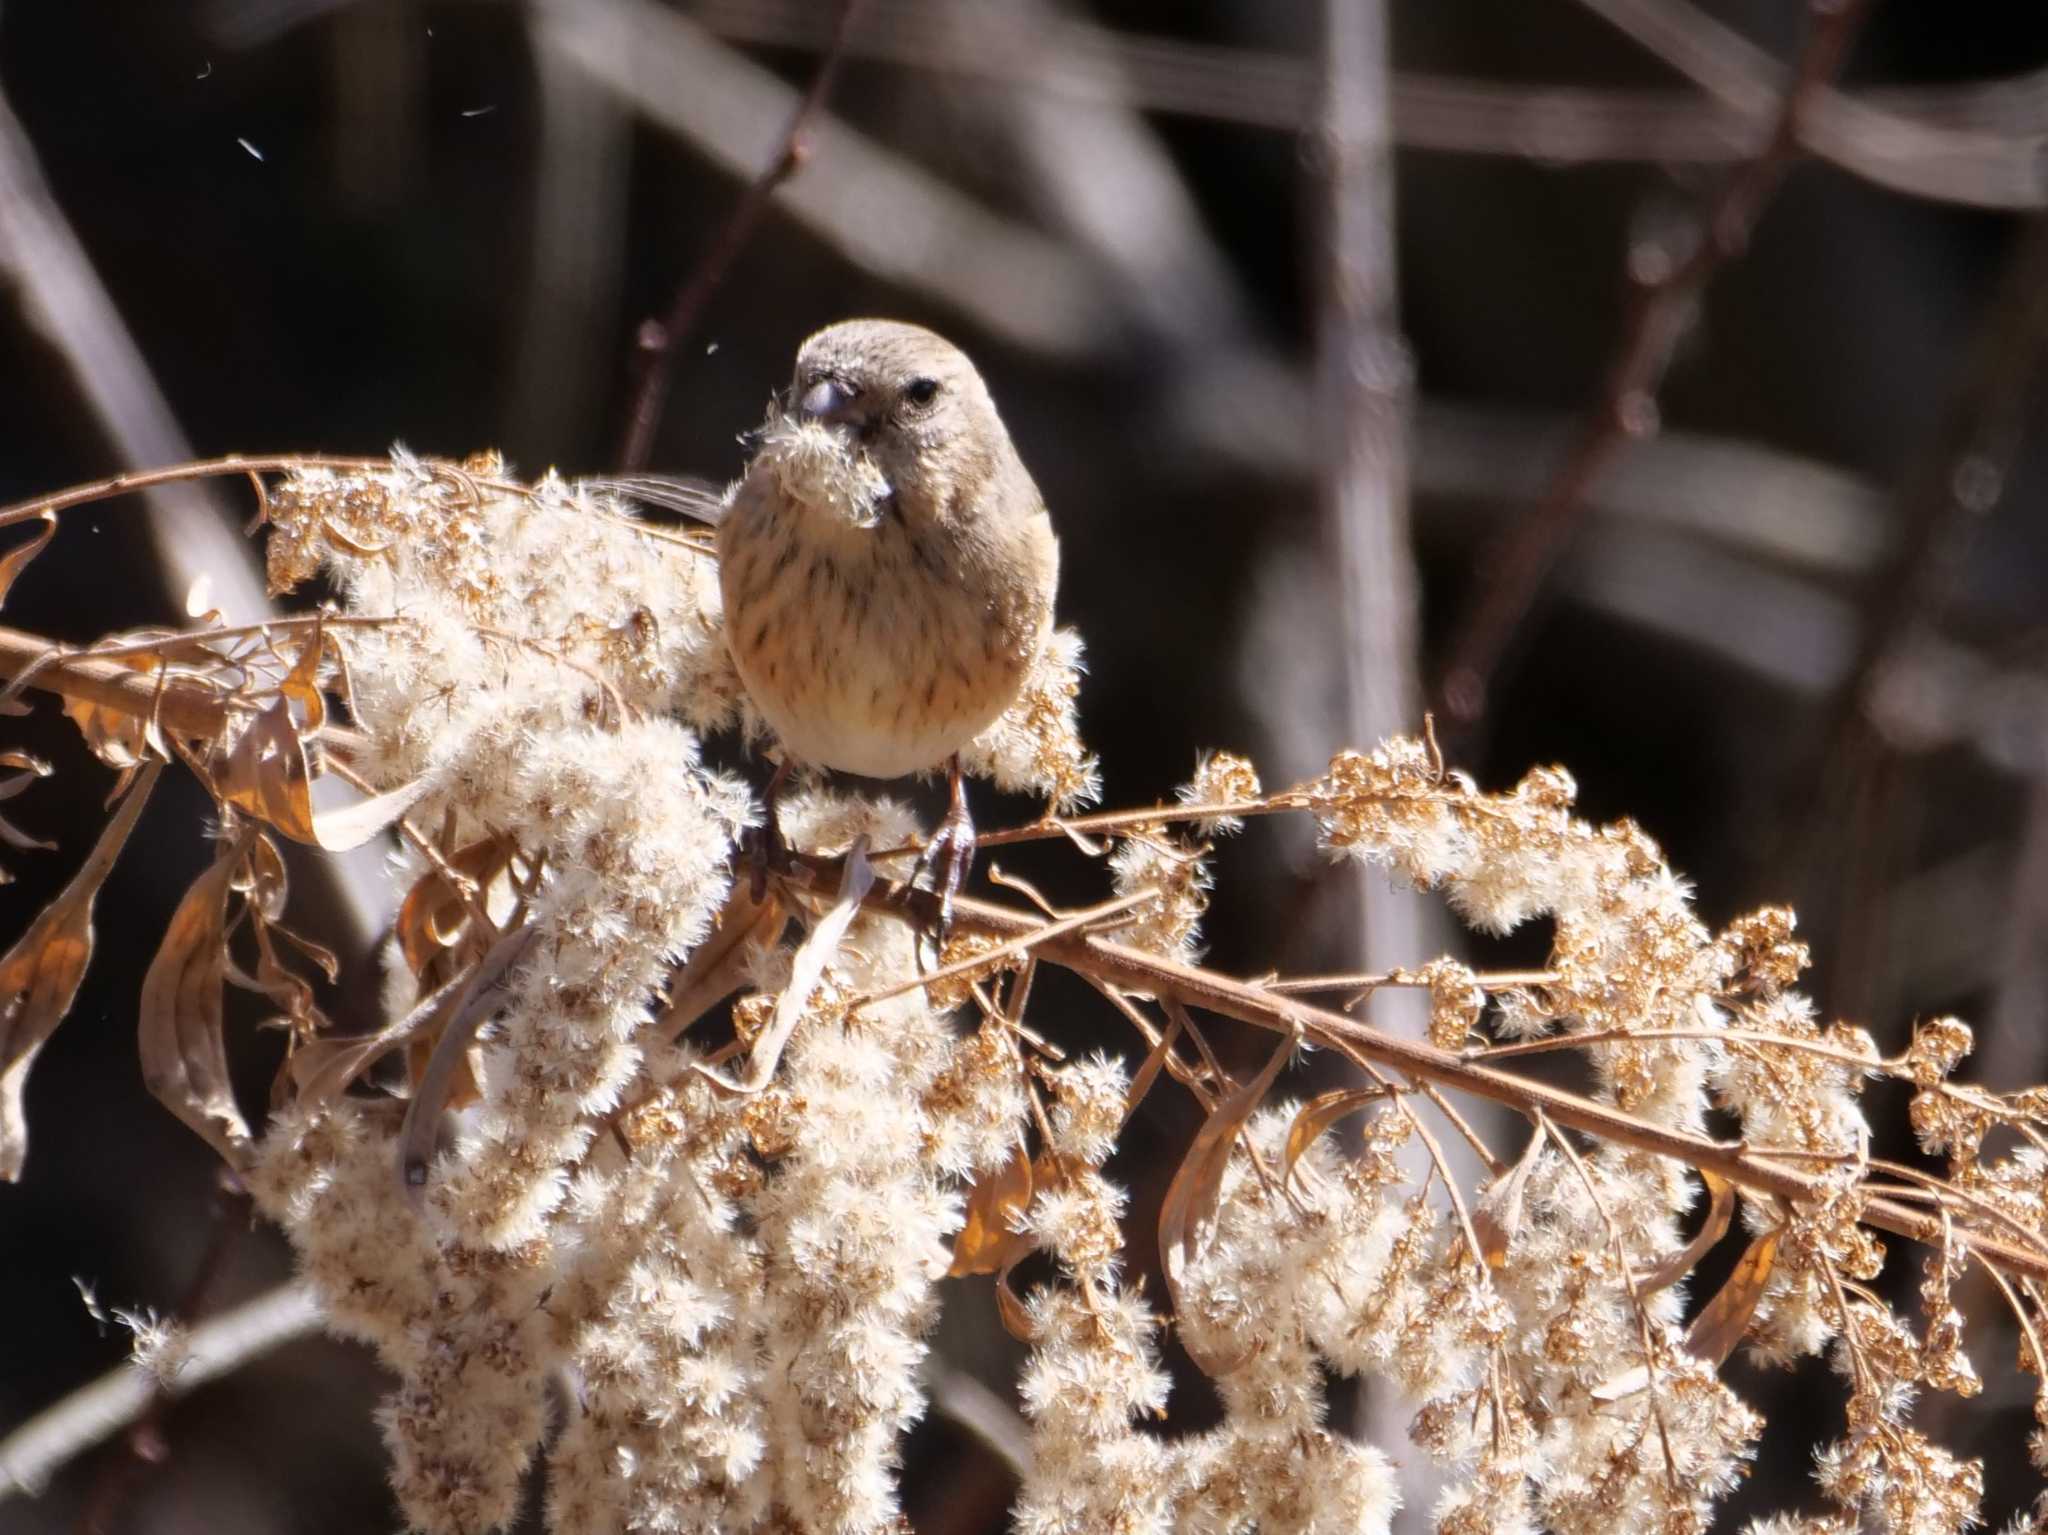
1991, 782, 2048, 1084
74, 1176, 253, 1529
0, 1282, 323, 1500
686, 0, 2048, 209
1575, 0, 2048, 208
0, 89, 264, 630
1435, 0, 1869, 728
1315, 0, 1427, 977
1836, 215, 2048, 744
1807, 212, 2048, 1022
927, 1369, 1031, 1482
0, 87, 384, 954
508, 0, 632, 465
1314, 8, 1442, 1518
1417, 401, 1886, 580
541, 0, 1111, 359
612, 0, 867, 471
938, 0, 1251, 354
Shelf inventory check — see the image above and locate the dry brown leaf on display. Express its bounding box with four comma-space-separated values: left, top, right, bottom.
215, 698, 427, 850
1280, 1085, 1384, 1189
993, 1254, 1037, 1343
307, 774, 432, 852
1685, 1229, 1781, 1367
62, 655, 163, 770
0, 751, 57, 877
216, 701, 316, 842
278, 625, 328, 733
0, 511, 55, 607
138, 825, 257, 1168
1472, 1128, 1548, 1270
406, 1029, 482, 1113
0, 763, 161, 1179
1160, 1029, 1295, 1377
949, 1142, 1036, 1278
397, 833, 518, 980
1120, 1010, 1182, 1129
1637, 1168, 1737, 1297
231, 831, 290, 921
290, 960, 482, 1106
655, 881, 787, 1044
397, 922, 543, 1200
688, 841, 875, 1098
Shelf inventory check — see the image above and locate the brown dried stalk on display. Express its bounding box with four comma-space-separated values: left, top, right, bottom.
798, 853, 2048, 1288
1436, 0, 1869, 725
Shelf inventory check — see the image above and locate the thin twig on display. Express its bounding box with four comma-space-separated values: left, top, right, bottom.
1540, 1111, 1681, 1487
688, 0, 2048, 209
74, 1175, 253, 1531
802, 855, 2048, 1286
614, 0, 867, 472
1435, 0, 1869, 726
1799, 209, 2048, 1020
0, 1283, 323, 1501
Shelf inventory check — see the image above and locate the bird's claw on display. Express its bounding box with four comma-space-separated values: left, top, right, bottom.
743, 757, 796, 902
911, 798, 975, 949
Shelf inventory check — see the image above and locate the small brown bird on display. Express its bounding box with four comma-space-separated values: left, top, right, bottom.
716, 318, 1060, 923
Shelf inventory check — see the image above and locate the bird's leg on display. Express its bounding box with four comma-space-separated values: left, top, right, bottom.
911, 755, 976, 943
746, 756, 795, 902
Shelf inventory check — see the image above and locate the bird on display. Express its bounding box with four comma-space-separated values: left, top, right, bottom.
713, 318, 1060, 931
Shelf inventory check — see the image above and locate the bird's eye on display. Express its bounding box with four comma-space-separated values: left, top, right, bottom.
903, 376, 941, 408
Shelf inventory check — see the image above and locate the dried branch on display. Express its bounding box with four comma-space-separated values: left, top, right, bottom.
1806, 210, 2048, 1021
0, 1282, 323, 1500
543, 0, 1108, 358
801, 857, 2048, 1288
1314, 0, 1431, 974
613, 0, 868, 471
1436, 0, 1870, 726
689, 0, 2048, 208
1574, 0, 2046, 207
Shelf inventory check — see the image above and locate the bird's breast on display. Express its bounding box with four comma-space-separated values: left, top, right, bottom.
718, 502, 1051, 779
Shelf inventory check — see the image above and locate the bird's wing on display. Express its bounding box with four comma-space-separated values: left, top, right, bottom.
578, 473, 731, 526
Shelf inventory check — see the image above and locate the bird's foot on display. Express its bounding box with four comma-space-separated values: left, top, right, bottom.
743, 757, 796, 901
911, 764, 976, 947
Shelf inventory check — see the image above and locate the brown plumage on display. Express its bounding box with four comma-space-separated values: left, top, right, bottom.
718, 319, 1059, 782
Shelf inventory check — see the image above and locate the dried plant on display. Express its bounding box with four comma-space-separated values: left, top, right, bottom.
2, 453, 2045, 1535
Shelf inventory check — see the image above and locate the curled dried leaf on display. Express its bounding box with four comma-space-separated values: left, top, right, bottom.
689, 841, 875, 1098
216, 701, 315, 842
397, 833, 518, 980
950, 1142, 1036, 1278
1160, 1028, 1295, 1377
278, 625, 328, 733
138, 824, 255, 1169
0, 510, 56, 607
1685, 1228, 1781, 1367
1, 763, 160, 1179
215, 698, 427, 850
398, 922, 543, 1199
1281, 1085, 1384, 1190
1636, 1168, 1737, 1297
291, 960, 480, 1106
0, 751, 57, 876
231, 831, 290, 921
655, 881, 788, 1044
63, 655, 164, 770
994, 1254, 1037, 1343
1471, 1128, 1548, 1271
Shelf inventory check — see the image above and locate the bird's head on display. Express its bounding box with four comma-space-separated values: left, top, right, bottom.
767, 318, 1029, 531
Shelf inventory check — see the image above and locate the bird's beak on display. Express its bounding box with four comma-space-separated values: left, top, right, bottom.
798, 377, 857, 426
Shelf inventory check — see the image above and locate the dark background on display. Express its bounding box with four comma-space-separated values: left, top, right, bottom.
3, 2, 2047, 1530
